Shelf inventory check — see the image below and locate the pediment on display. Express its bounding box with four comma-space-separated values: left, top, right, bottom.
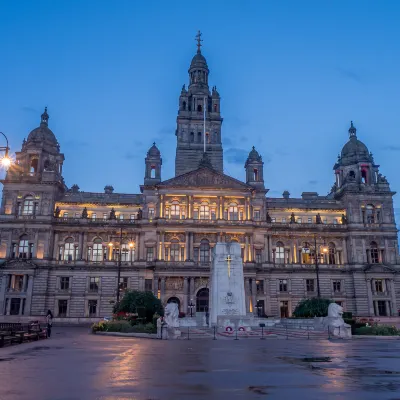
1, 259, 38, 270
158, 167, 252, 190
363, 264, 397, 273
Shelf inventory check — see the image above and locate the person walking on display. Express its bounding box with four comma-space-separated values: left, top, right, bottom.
46, 310, 53, 338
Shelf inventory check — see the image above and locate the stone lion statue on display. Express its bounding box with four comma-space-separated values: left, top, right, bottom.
164, 302, 179, 328
315, 303, 351, 339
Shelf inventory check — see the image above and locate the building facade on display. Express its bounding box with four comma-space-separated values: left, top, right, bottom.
1, 39, 399, 322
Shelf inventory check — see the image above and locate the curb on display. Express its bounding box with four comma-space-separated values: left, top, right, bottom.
352, 335, 400, 340
95, 332, 158, 339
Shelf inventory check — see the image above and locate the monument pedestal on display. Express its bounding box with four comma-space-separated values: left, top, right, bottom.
210, 243, 247, 325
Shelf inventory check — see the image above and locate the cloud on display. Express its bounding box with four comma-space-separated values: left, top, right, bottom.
21, 106, 38, 114
225, 148, 248, 165
382, 145, 400, 152
337, 67, 363, 83
308, 180, 318, 185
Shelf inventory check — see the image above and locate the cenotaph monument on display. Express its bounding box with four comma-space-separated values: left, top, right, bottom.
209, 242, 247, 325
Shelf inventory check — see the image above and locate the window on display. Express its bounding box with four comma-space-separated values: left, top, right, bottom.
193, 247, 199, 262
89, 277, 99, 292
63, 212, 68, 218
30, 158, 38, 174
190, 132, 194, 142
229, 204, 238, 220
374, 279, 383, 293
121, 244, 130, 262
64, 238, 75, 262
199, 239, 210, 264
119, 277, 128, 292
92, 213, 96, 221
10, 298, 21, 315
256, 280, 264, 293
280, 300, 289, 318
130, 214, 136, 221
146, 247, 154, 262
103, 213, 108, 221
145, 279, 152, 291
333, 219, 338, 225
328, 243, 336, 264
370, 242, 379, 264
282, 217, 286, 223
75, 212, 80, 218
297, 218, 302, 223
271, 217, 276, 223
255, 249, 262, 263
148, 208, 155, 219
275, 242, 285, 264
253, 168, 258, 181
333, 280, 341, 293
60, 277, 70, 290
211, 209, 216, 220
361, 168, 368, 184
11, 275, 24, 291
306, 279, 315, 293
170, 239, 180, 261
22, 196, 34, 215
366, 204, 375, 224
150, 167, 156, 179
92, 239, 103, 262
119, 214, 124, 220
18, 236, 29, 259
170, 204, 180, 219
58, 300, 68, 317
377, 300, 386, 316
88, 300, 98, 317
199, 204, 210, 220
279, 279, 288, 292
308, 217, 312, 223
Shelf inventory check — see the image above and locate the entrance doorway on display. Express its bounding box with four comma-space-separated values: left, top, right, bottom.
280, 301, 289, 318
196, 288, 209, 312
167, 297, 180, 311
256, 300, 265, 317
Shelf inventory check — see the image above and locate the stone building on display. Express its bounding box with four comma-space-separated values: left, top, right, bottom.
0, 36, 399, 322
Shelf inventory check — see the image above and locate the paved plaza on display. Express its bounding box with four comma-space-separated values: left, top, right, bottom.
0, 328, 400, 400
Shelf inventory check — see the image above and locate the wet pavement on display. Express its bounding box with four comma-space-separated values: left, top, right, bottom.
0, 327, 400, 400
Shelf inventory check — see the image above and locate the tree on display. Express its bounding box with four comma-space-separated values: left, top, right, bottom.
114, 290, 164, 322
292, 298, 332, 318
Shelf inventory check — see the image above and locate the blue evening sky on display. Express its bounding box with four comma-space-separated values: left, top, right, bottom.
1, 1, 400, 204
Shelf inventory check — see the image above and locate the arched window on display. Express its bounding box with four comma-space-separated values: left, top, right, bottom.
366, 204, 375, 224
370, 241, 379, 264
349, 170, 355, 180
197, 104, 202, 112
22, 196, 34, 215
64, 238, 75, 262
213, 104, 217, 112
228, 203, 238, 220
18, 235, 29, 259
275, 242, 285, 264
253, 168, 258, 181
182, 101, 186, 111
150, 166, 156, 179
361, 168, 368, 184
328, 243, 336, 265
190, 132, 194, 142
170, 202, 180, 219
200, 239, 210, 264
93, 238, 103, 262
30, 158, 38, 175
170, 239, 180, 261
121, 244, 130, 262
199, 203, 210, 219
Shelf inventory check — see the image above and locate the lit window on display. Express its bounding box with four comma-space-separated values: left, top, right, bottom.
64, 238, 75, 262
148, 208, 155, 219
22, 196, 34, 215
75, 212, 80, 218
253, 210, 260, 221
119, 214, 124, 220
366, 204, 375, 224
171, 204, 180, 219
63, 212, 68, 218
271, 217, 276, 223
18, 236, 29, 259
170, 239, 180, 261
92, 239, 103, 262
297, 218, 302, 223
229, 204, 238, 220
308, 217, 312, 223
199, 204, 210, 220
130, 214, 136, 220
282, 217, 286, 223
92, 213, 96, 221
146, 247, 154, 262
275, 242, 285, 264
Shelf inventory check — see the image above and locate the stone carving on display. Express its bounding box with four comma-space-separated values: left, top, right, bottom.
225, 234, 244, 244
162, 302, 181, 339
194, 233, 217, 243
341, 214, 347, 224
137, 208, 142, 220
290, 213, 296, 223
165, 278, 183, 291
165, 233, 185, 243
159, 168, 250, 189
316, 213, 322, 224
315, 303, 351, 339
195, 277, 209, 289
54, 206, 61, 218
266, 212, 272, 223
81, 207, 88, 219
109, 208, 116, 220
377, 173, 388, 183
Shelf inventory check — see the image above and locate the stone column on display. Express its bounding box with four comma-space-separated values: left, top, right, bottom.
153, 277, 158, 296
33, 231, 39, 258
385, 301, 391, 317
249, 235, 254, 262
161, 232, 165, 260
251, 279, 257, 315
342, 238, 348, 264
135, 232, 140, 260
22, 275, 27, 292
390, 280, 397, 315
160, 195, 164, 218
189, 277, 195, 304
19, 298, 24, 315
160, 277, 166, 302
216, 197, 220, 219
185, 232, 189, 260
190, 232, 194, 261
245, 278, 250, 313
6, 298, 11, 315
79, 232, 84, 260
0, 274, 8, 315
25, 274, 34, 316
10, 275, 15, 290
244, 236, 249, 262
263, 235, 268, 262
52, 232, 59, 260
366, 279, 374, 316
156, 232, 160, 260
219, 196, 224, 219
183, 277, 189, 315
268, 236, 272, 262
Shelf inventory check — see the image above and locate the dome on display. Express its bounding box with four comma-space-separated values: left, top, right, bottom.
340, 122, 372, 165
247, 146, 261, 162
147, 142, 160, 157
190, 52, 208, 69
26, 107, 58, 146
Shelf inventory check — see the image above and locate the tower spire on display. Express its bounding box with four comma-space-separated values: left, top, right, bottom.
348, 120, 357, 138
195, 30, 203, 54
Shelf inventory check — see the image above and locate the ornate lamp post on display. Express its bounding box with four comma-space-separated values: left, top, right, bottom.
108, 227, 135, 304
302, 235, 328, 298
254, 301, 262, 317
188, 299, 195, 318
0, 132, 12, 169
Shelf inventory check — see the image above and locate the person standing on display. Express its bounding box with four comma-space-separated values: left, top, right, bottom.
46, 310, 53, 338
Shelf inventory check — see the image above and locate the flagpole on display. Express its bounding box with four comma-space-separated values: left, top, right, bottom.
203, 96, 206, 153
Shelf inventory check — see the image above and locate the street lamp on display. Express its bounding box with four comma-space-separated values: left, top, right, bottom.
0, 132, 12, 169
302, 235, 328, 298
188, 299, 195, 318
108, 227, 135, 304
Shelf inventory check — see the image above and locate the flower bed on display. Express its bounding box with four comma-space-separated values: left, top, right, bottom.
92, 320, 156, 334
355, 324, 400, 336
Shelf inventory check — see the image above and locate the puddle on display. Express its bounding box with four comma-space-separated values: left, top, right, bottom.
302, 357, 331, 363
0, 358, 14, 362
249, 386, 270, 394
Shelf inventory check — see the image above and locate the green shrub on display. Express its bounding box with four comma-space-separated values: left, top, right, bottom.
113, 290, 163, 323
131, 323, 156, 334
292, 298, 333, 318
104, 320, 135, 333
342, 312, 353, 319
355, 325, 400, 336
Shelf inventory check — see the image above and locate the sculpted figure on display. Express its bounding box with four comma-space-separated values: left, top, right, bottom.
315, 303, 351, 339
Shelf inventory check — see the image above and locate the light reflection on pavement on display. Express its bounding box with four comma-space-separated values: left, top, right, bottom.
0, 327, 399, 400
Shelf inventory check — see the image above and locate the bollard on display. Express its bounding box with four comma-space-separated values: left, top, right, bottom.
328, 325, 331, 339
286, 324, 288, 340
213, 326, 217, 340
307, 325, 310, 340
234, 328, 239, 340
160, 324, 163, 340
187, 326, 190, 340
